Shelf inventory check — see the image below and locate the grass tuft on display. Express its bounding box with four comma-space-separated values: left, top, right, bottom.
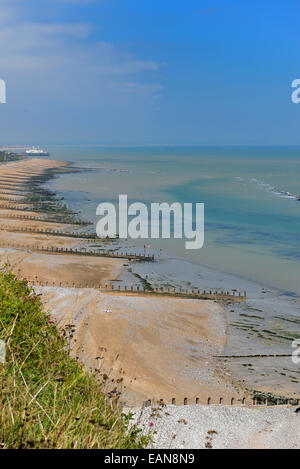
0, 268, 146, 449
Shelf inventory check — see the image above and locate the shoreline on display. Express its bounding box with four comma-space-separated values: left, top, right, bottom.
0, 157, 245, 405
0, 157, 299, 404
44, 145, 300, 298
44, 160, 298, 297
45, 157, 300, 398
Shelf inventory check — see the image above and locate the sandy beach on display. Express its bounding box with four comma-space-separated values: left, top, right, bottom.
38, 286, 243, 406
1, 155, 300, 452
0, 157, 244, 406
0, 158, 127, 287
0, 156, 299, 408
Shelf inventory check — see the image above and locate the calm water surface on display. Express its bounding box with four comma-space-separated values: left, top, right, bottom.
45, 145, 300, 296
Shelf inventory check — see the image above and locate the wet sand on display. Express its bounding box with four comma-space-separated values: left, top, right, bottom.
0, 158, 240, 405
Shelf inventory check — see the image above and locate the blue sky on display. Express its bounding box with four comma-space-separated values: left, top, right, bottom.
0, 0, 300, 144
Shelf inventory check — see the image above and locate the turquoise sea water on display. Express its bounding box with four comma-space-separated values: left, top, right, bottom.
45, 145, 300, 296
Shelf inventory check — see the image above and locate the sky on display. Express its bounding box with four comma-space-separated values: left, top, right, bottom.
0, 0, 300, 145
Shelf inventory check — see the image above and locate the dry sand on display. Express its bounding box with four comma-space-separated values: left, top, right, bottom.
0, 158, 245, 408
38, 286, 242, 406
0, 248, 125, 287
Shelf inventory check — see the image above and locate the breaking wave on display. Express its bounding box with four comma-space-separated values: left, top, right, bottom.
249, 178, 299, 201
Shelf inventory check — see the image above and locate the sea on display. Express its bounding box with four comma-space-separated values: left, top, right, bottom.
42, 145, 300, 395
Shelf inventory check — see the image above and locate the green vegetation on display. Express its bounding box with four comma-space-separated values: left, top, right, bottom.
130, 270, 154, 291
252, 391, 299, 406
0, 269, 146, 449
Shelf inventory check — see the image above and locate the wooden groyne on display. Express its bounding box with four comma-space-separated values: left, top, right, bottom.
0, 213, 90, 225
101, 284, 246, 301
0, 190, 29, 196
0, 176, 31, 182
27, 278, 246, 302
0, 225, 104, 240
143, 396, 300, 407
0, 198, 43, 204
0, 176, 32, 182
0, 186, 28, 191
0, 203, 38, 210
0, 197, 27, 202
0, 186, 29, 193
0, 203, 74, 215
0, 181, 28, 188
0, 242, 155, 262
215, 354, 294, 358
